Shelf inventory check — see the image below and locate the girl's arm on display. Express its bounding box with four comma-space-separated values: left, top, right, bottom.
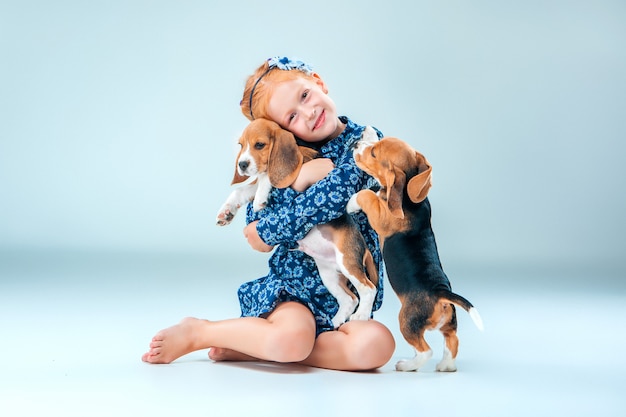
290, 158, 335, 192
243, 158, 334, 252
243, 221, 274, 252
248, 155, 372, 246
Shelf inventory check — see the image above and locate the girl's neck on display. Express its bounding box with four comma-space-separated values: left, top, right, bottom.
330, 117, 346, 139
317, 117, 346, 147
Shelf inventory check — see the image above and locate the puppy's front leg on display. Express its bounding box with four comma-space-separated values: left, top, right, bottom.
216, 183, 257, 226
347, 190, 393, 236
253, 174, 272, 212
346, 192, 364, 214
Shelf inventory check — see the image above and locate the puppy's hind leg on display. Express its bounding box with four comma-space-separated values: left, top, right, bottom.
316, 262, 358, 329
436, 330, 459, 372
396, 303, 433, 372
396, 331, 433, 372
436, 309, 460, 372
337, 251, 377, 322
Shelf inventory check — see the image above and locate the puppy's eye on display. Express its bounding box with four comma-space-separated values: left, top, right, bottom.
254, 142, 266, 150
370, 148, 376, 158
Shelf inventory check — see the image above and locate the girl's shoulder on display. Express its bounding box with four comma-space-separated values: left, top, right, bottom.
321, 116, 382, 157
341, 116, 383, 141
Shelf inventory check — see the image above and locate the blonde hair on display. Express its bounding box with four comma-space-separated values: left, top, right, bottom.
240, 60, 317, 122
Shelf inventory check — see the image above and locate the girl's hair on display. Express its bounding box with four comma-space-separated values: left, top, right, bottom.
240, 59, 317, 122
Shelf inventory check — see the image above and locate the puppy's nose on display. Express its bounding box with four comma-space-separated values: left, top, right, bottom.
238, 160, 249, 172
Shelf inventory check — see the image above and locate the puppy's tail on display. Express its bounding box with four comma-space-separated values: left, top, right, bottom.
436, 290, 484, 331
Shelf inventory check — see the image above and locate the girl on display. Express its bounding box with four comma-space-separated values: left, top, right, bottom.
142, 57, 395, 371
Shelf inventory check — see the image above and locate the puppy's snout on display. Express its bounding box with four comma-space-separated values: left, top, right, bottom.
238, 160, 250, 172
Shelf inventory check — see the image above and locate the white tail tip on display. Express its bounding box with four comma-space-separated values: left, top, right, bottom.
469, 308, 484, 331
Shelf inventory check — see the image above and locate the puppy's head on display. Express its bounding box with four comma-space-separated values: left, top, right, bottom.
232, 118, 304, 188
354, 132, 432, 218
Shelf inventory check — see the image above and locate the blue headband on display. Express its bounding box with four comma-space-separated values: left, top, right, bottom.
248, 56, 314, 120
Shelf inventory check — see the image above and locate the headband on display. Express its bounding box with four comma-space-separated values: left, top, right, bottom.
248, 56, 314, 120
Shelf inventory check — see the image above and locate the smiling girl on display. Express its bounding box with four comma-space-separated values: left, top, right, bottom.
142, 57, 395, 371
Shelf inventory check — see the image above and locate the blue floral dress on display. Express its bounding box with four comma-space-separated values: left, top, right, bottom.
238, 116, 384, 335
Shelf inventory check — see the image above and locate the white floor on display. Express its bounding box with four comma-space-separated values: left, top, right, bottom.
1, 250, 625, 417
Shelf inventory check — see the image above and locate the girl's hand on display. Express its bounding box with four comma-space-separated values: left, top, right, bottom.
243, 221, 274, 252
291, 158, 335, 192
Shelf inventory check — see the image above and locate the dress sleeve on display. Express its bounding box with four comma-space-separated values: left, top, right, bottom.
247, 154, 370, 246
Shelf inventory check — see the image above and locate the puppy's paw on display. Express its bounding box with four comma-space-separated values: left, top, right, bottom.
346, 194, 361, 213
349, 312, 370, 321
331, 316, 346, 330
435, 358, 457, 372
362, 126, 379, 143
395, 350, 432, 372
395, 359, 418, 372
216, 204, 238, 226
435, 345, 457, 372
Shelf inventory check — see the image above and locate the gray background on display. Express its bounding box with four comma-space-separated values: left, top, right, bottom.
2, 0, 624, 271
2, 2, 625, 416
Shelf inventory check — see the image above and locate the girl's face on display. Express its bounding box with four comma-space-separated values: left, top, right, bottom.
267, 75, 342, 143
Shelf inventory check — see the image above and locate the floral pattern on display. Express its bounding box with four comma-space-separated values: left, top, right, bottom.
237, 117, 384, 335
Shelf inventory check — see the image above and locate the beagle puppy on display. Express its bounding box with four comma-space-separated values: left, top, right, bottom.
217, 118, 378, 329
347, 126, 483, 372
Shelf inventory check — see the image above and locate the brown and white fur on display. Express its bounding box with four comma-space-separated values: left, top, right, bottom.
217, 118, 378, 329
347, 126, 483, 372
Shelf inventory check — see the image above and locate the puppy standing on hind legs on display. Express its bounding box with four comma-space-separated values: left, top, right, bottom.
347, 126, 484, 372
216, 118, 379, 329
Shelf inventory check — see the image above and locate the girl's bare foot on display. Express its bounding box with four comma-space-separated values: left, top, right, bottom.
142, 317, 209, 364
208, 347, 257, 362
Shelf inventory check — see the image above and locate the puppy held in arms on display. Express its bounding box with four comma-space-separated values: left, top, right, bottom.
347, 126, 484, 372
216, 118, 378, 329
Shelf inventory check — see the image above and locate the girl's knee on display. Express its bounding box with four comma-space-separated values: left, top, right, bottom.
267, 325, 316, 362
265, 302, 316, 362
346, 320, 396, 370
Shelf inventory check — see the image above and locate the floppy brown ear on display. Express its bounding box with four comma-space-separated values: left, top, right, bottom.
407, 151, 432, 203
231, 149, 248, 185
231, 170, 249, 185
386, 166, 406, 219
267, 126, 303, 188
298, 146, 319, 163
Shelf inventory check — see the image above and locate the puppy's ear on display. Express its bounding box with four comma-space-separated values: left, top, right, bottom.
267, 126, 303, 188
386, 166, 406, 219
231, 148, 249, 185
298, 146, 319, 164
231, 170, 248, 185
407, 151, 432, 203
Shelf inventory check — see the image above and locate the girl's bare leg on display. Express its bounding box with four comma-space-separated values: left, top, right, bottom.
301, 319, 395, 371
142, 302, 316, 364
208, 347, 256, 362
209, 319, 396, 371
